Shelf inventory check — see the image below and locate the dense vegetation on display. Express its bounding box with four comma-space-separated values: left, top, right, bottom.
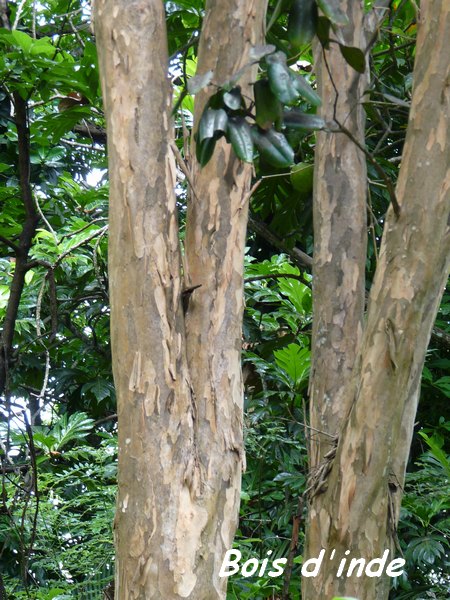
0, 1, 448, 598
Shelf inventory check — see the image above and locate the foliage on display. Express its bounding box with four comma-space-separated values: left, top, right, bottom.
0, 0, 448, 599
1, 413, 116, 598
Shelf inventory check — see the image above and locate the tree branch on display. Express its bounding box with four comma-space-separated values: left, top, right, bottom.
0, 91, 40, 396
247, 215, 313, 269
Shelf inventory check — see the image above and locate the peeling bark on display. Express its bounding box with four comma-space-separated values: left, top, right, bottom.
303, 1, 450, 598
94, 0, 266, 598
308, 1, 368, 469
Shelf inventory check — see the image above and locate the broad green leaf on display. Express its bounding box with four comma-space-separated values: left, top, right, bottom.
254, 78, 283, 130
52, 412, 95, 451
288, 0, 318, 48
283, 109, 325, 131
266, 52, 299, 105
339, 44, 366, 73
11, 30, 34, 52
316, 16, 331, 48
251, 127, 295, 168
418, 432, 450, 477
25, 269, 34, 284
198, 108, 228, 142
433, 376, 450, 398
227, 117, 254, 163
278, 275, 310, 314
274, 343, 310, 386
223, 87, 243, 111
292, 73, 322, 106
290, 162, 314, 195
82, 380, 114, 403
316, 0, 349, 26
29, 37, 56, 57
196, 136, 217, 167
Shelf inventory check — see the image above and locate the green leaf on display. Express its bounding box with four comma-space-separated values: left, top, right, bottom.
196, 136, 217, 167
316, 0, 349, 26
29, 36, 57, 57
223, 87, 243, 111
52, 412, 95, 451
283, 109, 325, 131
81, 380, 114, 403
251, 127, 295, 168
266, 52, 300, 105
288, 0, 318, 48
316, 16, 331, 48
274, 343, 310, 387
292, 73, 322, 106
433, 376, 450, 398
196, 107, 229, 166
198, 108, 228, 142
278, 274, 310, 314
226, 117, 254, 163
11, 30, 34, 52
254, 78, 283, 130
339, 44, 366, 73
290, 162, 314, 194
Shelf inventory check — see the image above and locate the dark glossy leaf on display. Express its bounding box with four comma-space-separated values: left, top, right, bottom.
316, 16, 331, 48
196, 136, 217, 167
227, 117, 254, 163
254, 79, 283, 130
223, 87, 243, 111
292, 73, 321, 106
198, 108, 228, 142
251, 127, 295, 168
283, 109, 325, 131
288, 0, 318, 48
266, 52, 299, 105
187, 69, 213, 94
316, 0, 349, 26
339, 44, 366, 73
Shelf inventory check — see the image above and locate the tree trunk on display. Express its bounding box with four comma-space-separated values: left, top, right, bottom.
94, 0, 266, 598
303, 1, 450, 598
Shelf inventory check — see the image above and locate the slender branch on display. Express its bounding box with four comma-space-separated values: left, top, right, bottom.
247, 215, 313, 269
94, 413, 118, 427
0, 235, 20, 254
12, 0, 27, 30
281, 495, 304, 600
330, 120, 400, 217
0, 90, 40, 396
73, 122, 107, 144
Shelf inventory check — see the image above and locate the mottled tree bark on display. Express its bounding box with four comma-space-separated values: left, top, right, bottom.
94, 0, 266, 598
308, 0, 369, 472
303, 1, 450, 598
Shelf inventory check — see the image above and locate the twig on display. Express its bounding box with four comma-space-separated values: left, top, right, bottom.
12, 0, 27, 29
281, 495, 304, 600
330, 120, 400, 217
247, 216, 313, 269
34, 191, 58, 243
170, 141, 200, 202
0, 235, 19, 254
